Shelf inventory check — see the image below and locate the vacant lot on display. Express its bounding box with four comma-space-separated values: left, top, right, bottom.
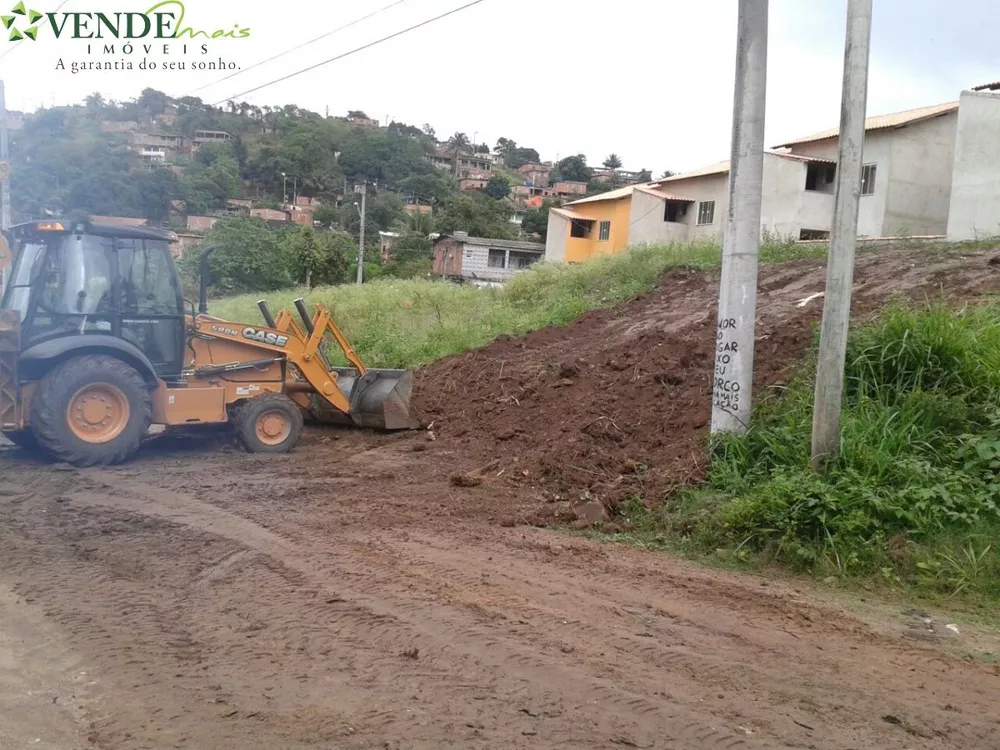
1, 248, 999, 749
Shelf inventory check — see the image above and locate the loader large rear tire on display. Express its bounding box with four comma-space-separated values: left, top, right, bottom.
234, 393, 303, 454
31, 355, 152, 467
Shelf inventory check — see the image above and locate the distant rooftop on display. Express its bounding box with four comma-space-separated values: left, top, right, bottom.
437, 234, 544, 252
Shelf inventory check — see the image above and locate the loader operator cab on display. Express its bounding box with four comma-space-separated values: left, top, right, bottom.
2, 220, 186, 380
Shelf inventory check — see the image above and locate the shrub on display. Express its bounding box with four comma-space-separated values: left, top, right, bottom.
669, 302, 1000, 598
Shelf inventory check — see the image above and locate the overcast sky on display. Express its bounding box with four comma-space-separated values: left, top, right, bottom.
0, 0, 994, 173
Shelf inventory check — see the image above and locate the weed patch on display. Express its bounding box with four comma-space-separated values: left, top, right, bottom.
615, 301, 1000, 606
210, 240, 834, 369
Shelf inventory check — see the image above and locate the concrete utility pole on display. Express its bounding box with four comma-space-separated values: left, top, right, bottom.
355, 183, 367, 285
710, 0, 769, 435
811, 0, 873, 471
0, 80, 11, 233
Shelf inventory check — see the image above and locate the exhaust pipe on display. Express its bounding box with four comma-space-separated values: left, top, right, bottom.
198, 246, 216, 314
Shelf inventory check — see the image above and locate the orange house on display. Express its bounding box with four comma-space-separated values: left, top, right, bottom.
544, 185, 636, 263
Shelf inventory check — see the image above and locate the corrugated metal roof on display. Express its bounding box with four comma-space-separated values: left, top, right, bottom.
770, 152, 837, 165
439, 235, 545, 251
568, 184, 644, 205
634, 186, 695, 201
656, 161, 731, 182
773, 101, 958, 147
550, 207, 599, 222
655, 151, 836, 186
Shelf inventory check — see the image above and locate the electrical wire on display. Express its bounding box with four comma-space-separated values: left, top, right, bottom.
210, 0, 488, 106
0, 0, 72, 61
189, 0, 410, 95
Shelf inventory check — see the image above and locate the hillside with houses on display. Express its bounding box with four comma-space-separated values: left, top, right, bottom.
7, 88, 659, 289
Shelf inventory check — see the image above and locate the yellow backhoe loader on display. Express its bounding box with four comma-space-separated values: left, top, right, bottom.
0, 219, 416, 466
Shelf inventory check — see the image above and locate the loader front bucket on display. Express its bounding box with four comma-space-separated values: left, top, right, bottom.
312, 367, 418, 430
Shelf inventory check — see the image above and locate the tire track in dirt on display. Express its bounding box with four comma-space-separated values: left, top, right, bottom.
64, 470, 769, 750
355, 529, 1000, 748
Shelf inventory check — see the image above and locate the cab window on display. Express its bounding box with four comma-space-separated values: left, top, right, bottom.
38, 235, 115, 316
117, 239, 181, 315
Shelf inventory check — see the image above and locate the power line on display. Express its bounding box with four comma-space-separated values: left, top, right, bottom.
0, 0, 72, 62
210, 0, 489, 106
189, 0, 410, 96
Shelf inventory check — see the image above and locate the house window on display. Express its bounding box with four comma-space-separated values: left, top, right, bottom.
697, 201, 716, 225
799, 229, 830, 240
598, 220, 611, 241
805, 163, 836, 192
488, 249, 506, 269
509, 251, 538, 270
570, 220, 590, 238
664, 201, 687, 223
861, 163, 877, 196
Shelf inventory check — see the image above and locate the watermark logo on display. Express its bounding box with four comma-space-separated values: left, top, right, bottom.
3, 2, 44, 41
3, 1, 250, 43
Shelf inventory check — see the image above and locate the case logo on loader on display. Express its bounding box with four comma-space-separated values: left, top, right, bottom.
242, 327, 288, 347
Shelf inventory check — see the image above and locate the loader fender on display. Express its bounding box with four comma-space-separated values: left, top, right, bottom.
20, 335, 159, 387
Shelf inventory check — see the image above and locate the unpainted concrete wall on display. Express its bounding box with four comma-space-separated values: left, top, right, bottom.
947, 91, 1000, 240
545, 212, 570, 262
661, 173, 729, 243
788, 135, 889, 236
760, 154, 832, 239
884, 112, 958, 235
628, 190, 690, 246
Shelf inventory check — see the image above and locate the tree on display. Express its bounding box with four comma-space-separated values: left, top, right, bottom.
382, 231, 434, 279
421, 123, 436, 138
436, 194, 517, 240
603, 153, 623, 170
637, 168, 652, 182
507, 147, 540, 170
446, 132, 471, 176
312, 204, 338, 229
494, 137, 516, 161
137, 88, 171, 120
135, 169, 180, 222
398, 172, 455, 206
474, 143, 490, 154
406, 209, 433, 236
282, 225, 350, 288
660, 169, 676, 179
484, 175, 511, 200
183, 217, 289, 294
84, 92, 105, 110
347, 110, 370, 119
552, 154, 592, 183
182, 143, 241, 214
387, 121, 424, 138
521, 199, 556, 241
335, 191, 405, 236
175, 96, 203, 113
366, 191, 406, 232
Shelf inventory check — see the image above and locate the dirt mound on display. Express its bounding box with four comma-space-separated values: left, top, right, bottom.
414, 248, 1000, 512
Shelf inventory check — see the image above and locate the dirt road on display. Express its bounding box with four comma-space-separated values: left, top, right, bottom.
0, 428, 997, 750
1, 248, 999, 748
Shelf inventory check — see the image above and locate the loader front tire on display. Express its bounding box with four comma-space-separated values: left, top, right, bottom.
31, 355, 151, 467
234, 393, 303, 454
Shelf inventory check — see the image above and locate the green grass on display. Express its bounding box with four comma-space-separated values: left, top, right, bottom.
210, 239, 842, 369
611, 301, 1000, 609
